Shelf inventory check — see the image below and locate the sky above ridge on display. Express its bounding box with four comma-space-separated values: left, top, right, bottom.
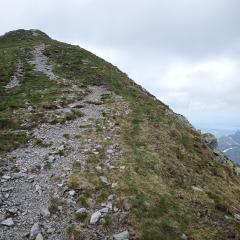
1, 0, 240, 130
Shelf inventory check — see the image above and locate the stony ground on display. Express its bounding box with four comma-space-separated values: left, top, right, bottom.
29, 44, 56, 81
0, 45, 131, 240
5, 59, 23, 90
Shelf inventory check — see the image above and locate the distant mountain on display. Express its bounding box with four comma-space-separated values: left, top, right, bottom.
218, 130, 240, 164
202, 128, 236, 138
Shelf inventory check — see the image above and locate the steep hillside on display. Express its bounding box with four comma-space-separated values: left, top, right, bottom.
1, 29, 240, 240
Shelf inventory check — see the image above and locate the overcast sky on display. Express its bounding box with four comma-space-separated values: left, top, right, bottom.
1, 0, 240, 130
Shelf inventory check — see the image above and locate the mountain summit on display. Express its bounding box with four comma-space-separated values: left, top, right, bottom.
1, 29, 50, 40
1, 29, 240, 240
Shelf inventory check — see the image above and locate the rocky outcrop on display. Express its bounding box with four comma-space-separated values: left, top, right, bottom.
29, 44, 56, 80
202, 133, 218, 149
5, 59, 23, 90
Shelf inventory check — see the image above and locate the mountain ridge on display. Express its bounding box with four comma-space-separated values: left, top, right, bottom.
1, 29, 240, 240
218, 130, 240, 164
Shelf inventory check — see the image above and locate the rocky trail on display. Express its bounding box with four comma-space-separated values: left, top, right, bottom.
29, 44, 56, 81
0, 45, 130, 239
5, 59, 23, 90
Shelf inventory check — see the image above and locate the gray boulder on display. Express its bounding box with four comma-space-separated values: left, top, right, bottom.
113, 231, 129, 240
202, 133, 218, 149
1, 218, 14, 227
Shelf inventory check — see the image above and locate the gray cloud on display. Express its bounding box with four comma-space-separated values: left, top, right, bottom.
1, 0, 240, 130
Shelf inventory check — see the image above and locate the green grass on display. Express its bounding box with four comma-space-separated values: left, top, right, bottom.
0, 131, 28, 154
1, 30, 240, 239
65, 224, 85, 240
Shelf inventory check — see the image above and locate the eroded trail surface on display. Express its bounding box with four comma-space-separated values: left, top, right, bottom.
29, 44, 56, 80
5, 59, 23, 90
0, 85, 130, 240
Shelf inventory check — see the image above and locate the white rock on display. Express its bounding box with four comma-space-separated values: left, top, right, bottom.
181, 233, 188, 240
108, 194, 114, 201
35, 233, 44, 240
111, 182, 118, 188
2, 175, 11, 180
113, 231, 129, 240
113, 207, 119, 212
107, 149, 114, 154
76, 208, 87, 214
100, 176, 109, 185
120, 165, 126, 171
40, 207, 50, 217
69, 190, 75, 196
58, 145, 64, 151
90, 211, 101, 224
7, 207, 18, 214
100, 207, 109, 213
96, 166, 102, 171
234, 213, 240, 220
106, 202, 113, 210
48, 155, 55, 162
47, 227, 55, 234
1, 218, 14, 226
191, 186, 203, 192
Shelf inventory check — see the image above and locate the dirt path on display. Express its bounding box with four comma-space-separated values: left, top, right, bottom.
0, 85, 130, 240
5, 59, 23, 90
29, 44, 56, 80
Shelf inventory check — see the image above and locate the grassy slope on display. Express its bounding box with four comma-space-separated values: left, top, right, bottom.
1, 30, 240, 239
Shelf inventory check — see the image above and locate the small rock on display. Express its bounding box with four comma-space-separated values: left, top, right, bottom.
120, 166, 125, 170
35, 233, 44, 240
3, 193, 10, 199
1, 187, 14, 192
96, 166, 102, 171
108, 194, 114, 201
111, 182, 118, 188
100, 207, 109, 213
2, 175, 11, 180
113, 207, 119, 212
30, 222, 41, 238
48, 156, 55, 163
40, 207, 50, 217
63, 167, 71, 171
90, 211, 101, 224
76, 208, 88, 214
100, 176, 109, 185
106, 202, 113, 210
234, 213, 240, 221
13, 172, 26, 179
7, 207, 18, 214
69, 190, 75, 196
47, 228, 55, 234
181, 233, 188, 240
1, 218, 14, 227
58, 206, 63, 212
113, 231, 129, 240
58, 145, 65, 151
191, 186, 203, 192
35, 185, 42, 195
28, 176, 35, 182
107, 149, 114, 154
